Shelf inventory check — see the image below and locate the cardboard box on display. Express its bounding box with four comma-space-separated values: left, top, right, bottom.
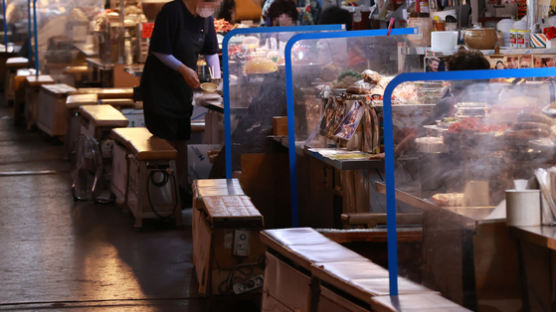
37, 84, 76, 136
272, 116, 288, 136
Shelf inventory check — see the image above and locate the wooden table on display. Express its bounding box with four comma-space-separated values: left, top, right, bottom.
511, 225, 556, 311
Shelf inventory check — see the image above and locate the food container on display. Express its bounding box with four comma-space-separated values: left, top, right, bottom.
464, 28, 498, 50
431, 31, 458, 53
506, 190, 541, 226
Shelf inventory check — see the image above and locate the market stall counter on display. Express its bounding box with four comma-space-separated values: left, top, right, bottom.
283, 29, 423, 228
510, 225, 556, 311
378, 68, 556, 309
196, 93, 224, 145
260, 227, 470, 311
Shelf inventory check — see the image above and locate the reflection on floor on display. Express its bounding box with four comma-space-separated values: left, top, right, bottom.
0, 107, 258, 311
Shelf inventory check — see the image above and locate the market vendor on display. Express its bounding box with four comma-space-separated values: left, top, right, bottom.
140, 0, 221, 203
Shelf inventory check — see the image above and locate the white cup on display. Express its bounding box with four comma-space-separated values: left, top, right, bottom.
506, 189, 541, 226
513, 179, 528, 190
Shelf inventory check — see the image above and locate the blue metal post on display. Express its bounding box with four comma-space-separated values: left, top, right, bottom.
27, 0, 32, 61
2, 0, 8, 50
382, 80, 399, 296
222, 33, 232, 179
33, 0, 38, 76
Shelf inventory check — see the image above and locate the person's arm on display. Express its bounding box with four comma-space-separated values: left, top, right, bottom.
153, 52, 200, 88
152, 52, 183, 71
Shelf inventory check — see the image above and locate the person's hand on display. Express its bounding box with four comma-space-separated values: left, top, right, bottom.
178, 64, 200, 89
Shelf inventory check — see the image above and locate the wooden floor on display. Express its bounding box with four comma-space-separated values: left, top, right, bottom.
0, 106, 258, 311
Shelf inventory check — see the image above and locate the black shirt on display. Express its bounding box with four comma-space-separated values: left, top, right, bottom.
141, 0, 218, 121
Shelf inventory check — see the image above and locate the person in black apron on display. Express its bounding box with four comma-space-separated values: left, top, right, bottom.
140, 0, 220, 203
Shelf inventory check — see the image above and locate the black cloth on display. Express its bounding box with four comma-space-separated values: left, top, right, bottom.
140, 0, 218, 140
144, 111, 190, 141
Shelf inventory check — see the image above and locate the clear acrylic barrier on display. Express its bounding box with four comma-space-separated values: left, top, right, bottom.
383, 68, 556, 302
5, 0, 104, 75
222, 25, 344, 178
284, 28, 422, 226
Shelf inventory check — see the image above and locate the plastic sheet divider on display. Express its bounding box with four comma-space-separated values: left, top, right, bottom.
382, 67, 556, 296
222, 24, 345, 179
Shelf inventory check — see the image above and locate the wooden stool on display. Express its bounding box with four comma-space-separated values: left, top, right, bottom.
79, 104, 129, 142
110, 127, 181, 228
73, 87, 134, 99
192, 190, 264, 296
99, 98, 134, 108
64, 93, 99, 159
24, 75, 55, 130
72, 105, 129, 202
4, 57, 28, 106
37, 83, 76, 137
64, 65, 90, 87
191, 179, 246, 295
12, 68, 36, 124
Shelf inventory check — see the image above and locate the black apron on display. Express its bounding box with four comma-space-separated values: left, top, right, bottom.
140, 1, 208, 140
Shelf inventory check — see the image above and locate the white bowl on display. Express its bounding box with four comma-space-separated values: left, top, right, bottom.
431, 31, 458, 53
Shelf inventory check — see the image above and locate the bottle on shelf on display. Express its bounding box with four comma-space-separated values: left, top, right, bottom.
433, 15, 445, 30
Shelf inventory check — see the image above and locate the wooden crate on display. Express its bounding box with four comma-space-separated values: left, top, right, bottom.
262, 251, 312, 312
37, 83, 76, 136
193, 194, 264, 296
24, 75, 55, 129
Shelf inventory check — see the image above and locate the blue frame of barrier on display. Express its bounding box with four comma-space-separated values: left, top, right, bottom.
2, 0, 8, 49
284, 28, 416, 294
222, 24, 345, 179
382, 67, 556, 295
32, 0, 38, 76
27, 0, 32, 61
